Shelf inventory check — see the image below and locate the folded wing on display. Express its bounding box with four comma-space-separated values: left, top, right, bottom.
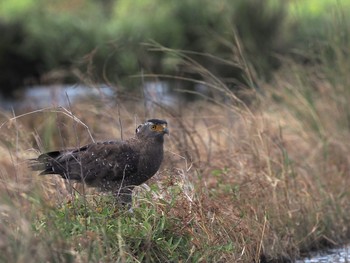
30, 141, 140, 184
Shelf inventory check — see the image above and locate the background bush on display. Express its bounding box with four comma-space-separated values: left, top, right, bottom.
0, 0, 349, 97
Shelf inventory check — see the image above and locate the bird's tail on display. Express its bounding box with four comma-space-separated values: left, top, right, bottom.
28, 158, 47, 171
28, 152, 59, 175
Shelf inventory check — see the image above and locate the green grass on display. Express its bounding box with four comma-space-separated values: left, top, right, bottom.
0, 176, 246, 262
31, 194, 192, 262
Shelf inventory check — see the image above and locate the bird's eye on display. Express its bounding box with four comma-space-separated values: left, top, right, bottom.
151, 125, 157, 130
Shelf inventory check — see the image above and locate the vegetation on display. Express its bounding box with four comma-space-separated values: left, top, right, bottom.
1, 0, 350, 262
1, 42, 350, 263
1, 0, 349, 96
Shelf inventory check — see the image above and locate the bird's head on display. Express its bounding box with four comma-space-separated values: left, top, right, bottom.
135, 119, 169, 142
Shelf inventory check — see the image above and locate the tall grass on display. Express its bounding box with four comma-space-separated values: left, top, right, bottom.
1, 24, 350, 263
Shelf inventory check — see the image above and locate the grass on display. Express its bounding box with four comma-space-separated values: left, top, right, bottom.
2, 30, 350, 263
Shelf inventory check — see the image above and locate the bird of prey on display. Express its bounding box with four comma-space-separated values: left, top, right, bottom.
30, 119, 169, 206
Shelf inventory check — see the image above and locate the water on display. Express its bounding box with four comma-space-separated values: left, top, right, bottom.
297, 246, 350, 263
0, 84, 115, 110
0, 82, 179, 111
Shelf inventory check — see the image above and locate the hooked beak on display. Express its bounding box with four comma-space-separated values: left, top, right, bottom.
154, 123, 169, 135
163, 127, 169, 135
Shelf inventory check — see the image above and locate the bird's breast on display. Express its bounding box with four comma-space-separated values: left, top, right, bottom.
137, 146, 164, 180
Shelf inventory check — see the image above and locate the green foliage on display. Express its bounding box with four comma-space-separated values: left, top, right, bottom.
24, 13, 106, 70
287, 0, 350, 66
289, 0, 350, 18
30, 190, 194, 262
0, 1, 115, 96
112, 0, 183, 47
1, 0, 350, 100
0, 0, 35, 20
233, 0, 288, 79
0, 0, 292, 95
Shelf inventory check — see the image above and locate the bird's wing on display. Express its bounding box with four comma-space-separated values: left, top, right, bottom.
33, 141, 140, 183
78, 141, 140, 182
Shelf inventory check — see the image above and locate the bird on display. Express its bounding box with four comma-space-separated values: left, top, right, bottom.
30, 119, 169, 207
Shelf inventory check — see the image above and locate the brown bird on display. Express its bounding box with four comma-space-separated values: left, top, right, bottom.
30, 119, 169, 206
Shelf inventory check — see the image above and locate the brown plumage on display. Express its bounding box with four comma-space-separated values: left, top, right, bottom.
30, 119, 169, 206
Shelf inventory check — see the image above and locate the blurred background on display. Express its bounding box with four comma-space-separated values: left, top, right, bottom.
1, 0, 348, 110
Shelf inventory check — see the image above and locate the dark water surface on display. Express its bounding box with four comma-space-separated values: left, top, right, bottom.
296, 246, 350, 263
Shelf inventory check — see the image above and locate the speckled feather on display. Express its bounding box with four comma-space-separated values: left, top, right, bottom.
30, 119, 168, 205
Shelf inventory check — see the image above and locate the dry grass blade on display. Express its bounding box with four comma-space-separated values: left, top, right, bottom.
0, 106, 95, 143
